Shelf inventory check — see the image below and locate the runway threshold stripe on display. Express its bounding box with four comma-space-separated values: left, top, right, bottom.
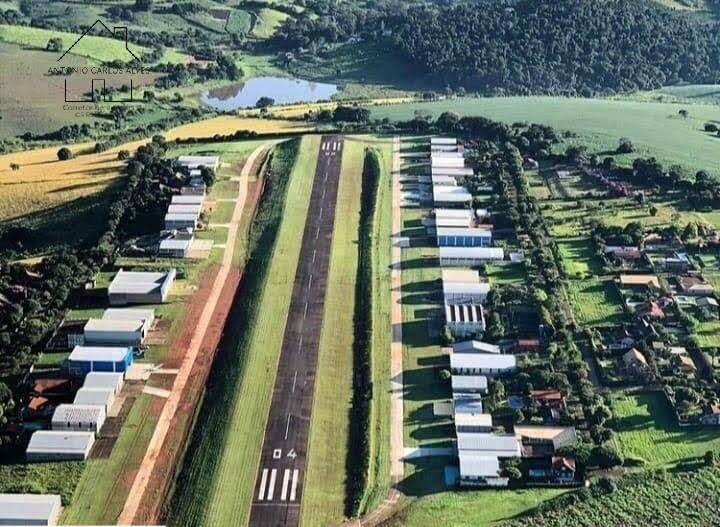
281, 469, 291, 501
267, 469, 277, 500
258, 469, 269, 501
289, 470, 299, 501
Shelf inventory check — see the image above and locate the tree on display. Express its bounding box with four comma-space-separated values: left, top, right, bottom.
256, 96, 275, 109
46, 37, 63, 53
679, 109, 689, 118
682, 222, 699, 241
134, 0, 153, 11
705, 450, 716, 467
505, 466, 522, 481
200, 167, 216, 187
617, 137, 634, 154
9, 163, 19, 171
649, 205, 658, 216
438, 368, 451, 382
117, 150, 130, 161
57, 147, 73, 161
704, 123, 718, 133
440, 325, 454, 345
436, 111, 460, 131
592, 444, 623, 468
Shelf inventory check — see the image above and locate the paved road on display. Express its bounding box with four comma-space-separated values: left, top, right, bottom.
248, 135, 344, 527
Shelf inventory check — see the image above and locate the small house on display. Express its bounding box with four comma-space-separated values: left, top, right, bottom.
678, 276, 714, 296
159, 238, 192, 258
67, 346, 134, 375
619, 348, 651, 378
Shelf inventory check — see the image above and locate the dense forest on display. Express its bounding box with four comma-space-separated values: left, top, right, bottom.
272, 0, 720, 95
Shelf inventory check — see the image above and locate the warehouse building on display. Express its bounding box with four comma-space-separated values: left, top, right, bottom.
454, 412, 493, 433
458, 451, 507, 487
451, 352, 516, 376
164, 212, 198, 231
51, 404, 106, 435
171, 195, 204, 205
67, 346, 134, 375
167, 204, 202, 216
177, 155, 219, 170
453, 340, 501, 354
73, 387, 115, 412
433, 186, 472, 207
108, 269, 176, 306
451, 374, 488, 394
456, 432, 521, 457
0, 493, 62, 526
83, 319, 146, 346
26, 430, 95, 461
437, 227, 492, 247
443, 281, 490, 304
445, 303, 485, 336
159, 238, 192, 258
439, 247, 505, 266
82, 371, 124, 394
434, 208, 474, 228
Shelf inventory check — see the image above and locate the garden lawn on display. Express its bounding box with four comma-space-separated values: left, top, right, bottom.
565, 277, 625, 326
611, 391, 720, 467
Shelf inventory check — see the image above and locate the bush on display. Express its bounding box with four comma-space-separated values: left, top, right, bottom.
57, 147, 73, 161
597, 476, 616, 494
592, 443, 624, 469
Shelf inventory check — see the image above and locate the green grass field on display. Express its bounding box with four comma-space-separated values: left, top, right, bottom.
301, 138, 363, 526
611, 392, 720, 467
370, 97, 720, 175
565, 277, 626, 327
252, 8, 289, 39
167, 136, 319, 527
0, 460, 83, 505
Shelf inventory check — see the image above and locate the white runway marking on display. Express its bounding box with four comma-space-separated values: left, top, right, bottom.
312, 249, 316, 263
303, 302, 308, 318
281, 469, 291, 501
298, 335, 303, 352
290, 469, 300, 501
292, 370, 298, 392
258, 468, 269, 500
267, 469, 277, 500
315, 226, 320, 239
308, 274, 313, 289
319, 207, 323, 220
284, 414, 292, 440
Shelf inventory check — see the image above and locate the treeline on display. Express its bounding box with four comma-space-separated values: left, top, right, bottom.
346, 148, 381, 516
271, 0, 720, 95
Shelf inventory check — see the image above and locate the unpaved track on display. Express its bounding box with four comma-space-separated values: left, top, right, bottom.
118, 142, 272, 524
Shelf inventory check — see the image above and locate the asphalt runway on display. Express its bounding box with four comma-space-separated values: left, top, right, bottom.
248, 135, 344, 527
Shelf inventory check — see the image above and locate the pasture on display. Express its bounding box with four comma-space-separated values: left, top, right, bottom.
370, 97, 720, 175
167, 136, 319, 527
611, 392, 720, 467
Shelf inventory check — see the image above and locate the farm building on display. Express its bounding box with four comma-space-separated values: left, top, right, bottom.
26, 430, 95, 461
445, 303, 485, 336
439, 247, 505, 266
456, 432, 522, 457
167, 204, 202, 216
67, 346, 134, 375
455, 412, 493, 433
0, 493, 62, 526
177, 155, 219, 170
451, 352, 516, 376
73, 387, 115, 412
433, 185, 472, 207
453, 340, 501, 354
458, 451, 507, 487
443, 281, 490, 304
83, 371, 124, 394
436, 227, 492, 247
108, 269, 176, 306
51, 404, 106, 435
434, 208, 474, 228
159, 238, 192, 258
83, 318, 146, 346
451, 374, 488, 394
171, 195, 204, 205
164, 212, 198, 231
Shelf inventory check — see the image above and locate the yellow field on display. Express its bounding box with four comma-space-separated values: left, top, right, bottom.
0, 117, 312, 223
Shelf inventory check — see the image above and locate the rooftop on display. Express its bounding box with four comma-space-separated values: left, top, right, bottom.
73, 387, 115, 407
0, 493, 61, 523
108, 268, 176, 296
171, 195, 204, 205
458, 451, 502, 478
453, 340, 501, 354
27, 430, 94, 453
452, 375, 488, 392
85, 318, 144, 333
68, 346, 132, 363
52, 404, 105, 423
439, 246, 505, 259
451, 353, 517, 371
456, 432, 521, 456
619, 274, 660, 288
103, 308, 154, 323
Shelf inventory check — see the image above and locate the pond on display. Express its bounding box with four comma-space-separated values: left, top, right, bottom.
199, 76, 339, 110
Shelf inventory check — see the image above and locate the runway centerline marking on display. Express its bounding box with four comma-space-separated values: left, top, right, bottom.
292, 370, 298, 392
284, 414, 292, 440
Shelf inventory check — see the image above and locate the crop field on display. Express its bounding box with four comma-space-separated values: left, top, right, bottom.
565, 277, 626, 327
370, 97, 720, 175
611, 392, 720, 467
167, 136, 319, 527
506, 467, 720, 527
302, 138, 364, 527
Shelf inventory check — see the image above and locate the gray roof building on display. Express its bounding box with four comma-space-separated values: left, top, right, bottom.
0, 493, 62, 526
26, 431, 95, 461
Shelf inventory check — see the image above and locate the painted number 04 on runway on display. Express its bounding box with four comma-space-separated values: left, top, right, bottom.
272, 448, 297, 459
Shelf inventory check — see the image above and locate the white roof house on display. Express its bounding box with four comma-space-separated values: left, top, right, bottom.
108, 268, 176, 305
0, 493, 62, 526
439, 247, 505, 266
451, 375, 488, 393
83, 318, 146, 346
73, 387, 115, 411
443, 281, 490, 304
433, 186, 472, 206
83, 372, 124, 394
451, 353, 517, 376
453, 340, 501, 354
171, 195, 204, 205
456, 432, 521, 456
167, 204, 202, 216
26, 430, 95, 461
177, 155, 219, 170
51, 404, 106, 435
